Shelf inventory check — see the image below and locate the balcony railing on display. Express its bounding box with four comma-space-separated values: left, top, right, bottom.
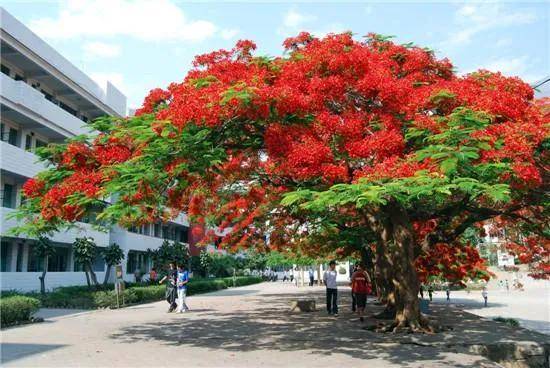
1, 73, 89, 138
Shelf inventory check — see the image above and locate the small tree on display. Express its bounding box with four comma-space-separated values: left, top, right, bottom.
102, 243, 125, 285
34, 236, 55, 294
147, 240, 189, 271
73, 237, 99, 288
199, 250, 213, 277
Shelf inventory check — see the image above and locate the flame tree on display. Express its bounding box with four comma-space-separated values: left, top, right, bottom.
12, 33, 548, 332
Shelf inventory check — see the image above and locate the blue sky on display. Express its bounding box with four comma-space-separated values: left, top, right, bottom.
1, 0, 548, 109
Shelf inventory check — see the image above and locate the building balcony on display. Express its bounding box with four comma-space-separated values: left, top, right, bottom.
109, 226, 166, 252
1, 207, 110, 246
0, 141, 47, 178
1, 72, 89, 139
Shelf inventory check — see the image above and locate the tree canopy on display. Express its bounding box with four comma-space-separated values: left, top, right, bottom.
12, 32, 549, 331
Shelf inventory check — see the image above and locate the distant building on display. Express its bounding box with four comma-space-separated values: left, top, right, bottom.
0, 8, 190, 291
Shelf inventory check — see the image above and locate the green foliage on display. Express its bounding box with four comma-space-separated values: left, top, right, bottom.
73, 237, 98, 265
17, 276, 262, 310
493, 317, 520, 328
0, 295, 41, 327
102, 243, 125, 267
147, 240, 189, 269
199, 250, 213, 275
242, 250, 267, 270
209, 253, 236, 277
33, 236, 55, 259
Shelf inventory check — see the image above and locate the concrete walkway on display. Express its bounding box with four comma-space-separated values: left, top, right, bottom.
2, 282, 545, 367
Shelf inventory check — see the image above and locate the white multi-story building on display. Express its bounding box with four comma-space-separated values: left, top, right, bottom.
0, 8, 190, 291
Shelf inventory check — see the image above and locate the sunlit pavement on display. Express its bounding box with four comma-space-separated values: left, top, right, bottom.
429, 286, 550, 335
2, 282, 508, 368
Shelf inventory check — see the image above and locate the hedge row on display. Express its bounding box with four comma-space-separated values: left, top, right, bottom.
26, 276, 262, 310
1, 295, 41, 327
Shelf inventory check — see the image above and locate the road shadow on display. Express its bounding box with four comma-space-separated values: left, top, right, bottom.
0, 343, 66, 364
107, 287, 547, 367
197, 289, 261, 297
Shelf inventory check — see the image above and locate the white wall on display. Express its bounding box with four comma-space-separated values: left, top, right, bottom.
1, 271, 107, 292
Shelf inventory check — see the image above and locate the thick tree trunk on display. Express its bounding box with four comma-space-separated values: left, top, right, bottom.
373, 244, 396, 319
365, 212, 396, 316
387, 203, 424, 332
103, 265, 112, 286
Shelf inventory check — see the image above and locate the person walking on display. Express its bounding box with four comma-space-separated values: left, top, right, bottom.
159, 262, 178, 312
482, 287, 488, 307
446, 286, 451, 301
323, 260, 339, 316
350, 263, 371, 323
428, 285, 434, 301
283, 270, 288, 282
419, 284, 424, 299
309, 268, 315, 286
351, 264, 358, 312
149, 267, 158, 284
176, 264, 189, 313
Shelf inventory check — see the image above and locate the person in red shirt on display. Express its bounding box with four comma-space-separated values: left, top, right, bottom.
350, 263, 371, 323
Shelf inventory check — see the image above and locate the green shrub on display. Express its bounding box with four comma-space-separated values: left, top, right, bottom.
493, 317, 520, 328
4, 276, 263, 311
187, 279, 227, 295
0, 296, 41, 327
220, 276, 263, 288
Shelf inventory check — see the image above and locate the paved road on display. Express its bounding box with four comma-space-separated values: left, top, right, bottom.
429, 287, 550, 335
0, 282, 531, 368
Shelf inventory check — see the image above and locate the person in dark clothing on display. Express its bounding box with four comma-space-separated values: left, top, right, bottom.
159, 262, 178, 312
419, 285, 424, 299
351, 264, 358, 312
308, 268, 314, 286
428, 286, 434, 301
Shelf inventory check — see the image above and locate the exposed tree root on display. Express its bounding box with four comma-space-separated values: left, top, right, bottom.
364, 315, 453, 334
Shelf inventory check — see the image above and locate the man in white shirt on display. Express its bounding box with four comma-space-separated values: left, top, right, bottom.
323, 260, 339, 316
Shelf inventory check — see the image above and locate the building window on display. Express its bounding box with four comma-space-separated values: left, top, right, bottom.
2, 184, 14, 208
48, 247, 69, 272
126, 250, 150, 274
25, 134, 33, 150
74, 250, 105, 272
143, 224, 150, 236
1, 241, 11, 272
1, 64, 10, 76
16, 243, 24, 272
178, 227, 188, 243
27, 250, 45, 272
35, 139, 47, 149
153, 224, 161, 238
59, 101, 77, 116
